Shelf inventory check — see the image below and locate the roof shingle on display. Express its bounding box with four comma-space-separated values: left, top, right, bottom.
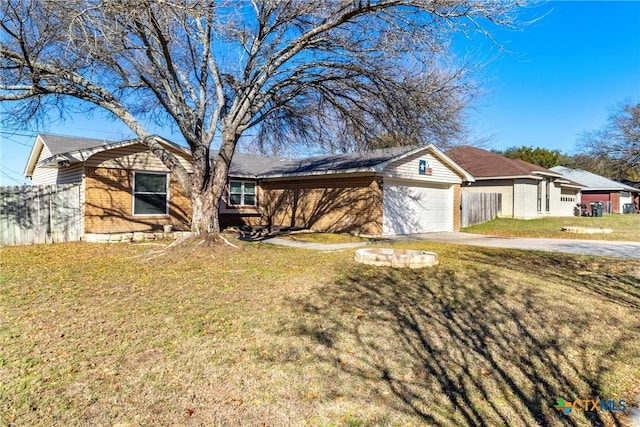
446, 146, 560, 178
550, 166, 639, 192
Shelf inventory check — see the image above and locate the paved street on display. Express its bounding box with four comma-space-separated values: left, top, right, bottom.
390, 232, 640, 259
260, 232, 640, 259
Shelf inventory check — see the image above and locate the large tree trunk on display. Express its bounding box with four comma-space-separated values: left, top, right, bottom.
189, 128, 240, 235
190, 190, 216, 234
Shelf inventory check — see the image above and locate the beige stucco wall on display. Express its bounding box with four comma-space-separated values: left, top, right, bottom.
514, 177, 580, 219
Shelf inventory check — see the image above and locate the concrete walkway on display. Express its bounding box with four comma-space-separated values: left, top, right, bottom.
258, 233, 640, 259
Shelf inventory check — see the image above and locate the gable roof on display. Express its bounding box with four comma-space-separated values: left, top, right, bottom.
25, 134, 473, 182
446, 146, 563, 180
24, 134, 115, 176
550, 166, 639, 192
251, 145, 473, 181
24, 134, 189, 177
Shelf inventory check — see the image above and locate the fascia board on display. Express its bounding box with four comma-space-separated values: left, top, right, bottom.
474, 175, 541, 181
259, 171, 374, 181
584, 187, 640, 192
531, 170, 564, 178
23, 135, 45, 177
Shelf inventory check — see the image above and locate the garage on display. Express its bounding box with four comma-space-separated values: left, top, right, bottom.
382, 179, 454, 235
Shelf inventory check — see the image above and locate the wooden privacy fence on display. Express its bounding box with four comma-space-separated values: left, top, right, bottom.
461, 192, 502, 228
0, 184, 82, 246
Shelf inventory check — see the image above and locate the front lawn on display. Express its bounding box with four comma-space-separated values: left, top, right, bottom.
279, 231, 373, 244
1, 240, 639, 426
463, 214, 640, 241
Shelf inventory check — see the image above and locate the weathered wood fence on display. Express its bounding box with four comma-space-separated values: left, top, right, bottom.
0, 184, 82, 246
461, 193, 502, 228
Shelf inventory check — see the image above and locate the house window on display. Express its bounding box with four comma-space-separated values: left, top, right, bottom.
545, 179, 551, 212
537, 180, 543, 212
133, 172, 168, 215
228, 181, 256, 206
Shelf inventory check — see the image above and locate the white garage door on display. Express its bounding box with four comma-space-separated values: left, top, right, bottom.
383, 180, 453, 235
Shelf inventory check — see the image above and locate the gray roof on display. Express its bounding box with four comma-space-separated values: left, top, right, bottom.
40, 134, 119, 156
212, 145, 420, 178
217, 151, 295, 178
34, 134, 444, 179
550, 166, 639, 192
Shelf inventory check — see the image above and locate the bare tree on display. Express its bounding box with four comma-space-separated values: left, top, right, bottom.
1, 0, 524, 234
578, 102, 640, 180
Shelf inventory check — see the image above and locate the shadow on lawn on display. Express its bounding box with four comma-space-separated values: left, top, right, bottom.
291, 250, 638, 426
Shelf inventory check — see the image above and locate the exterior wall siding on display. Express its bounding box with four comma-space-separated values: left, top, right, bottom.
261, 175, 382, 235
56, 163, 84, 184
31, 166, 59, 185
384, 152, 462, 184
86, 143, 193, 172
30, 143, 55, 185
31, 164, 84, 185
84, 167, 191, 234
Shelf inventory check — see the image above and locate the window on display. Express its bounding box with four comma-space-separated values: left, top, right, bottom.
228, 181, 256, 206
537, 180, 543, 212
133, 172, 168, 215
545, 179, 551, 212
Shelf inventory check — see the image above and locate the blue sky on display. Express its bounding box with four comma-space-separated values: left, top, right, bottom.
1, 1, 639, 185
464, 1, 640, 152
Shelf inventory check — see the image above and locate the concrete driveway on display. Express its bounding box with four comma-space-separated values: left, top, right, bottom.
392, 232, 640, 259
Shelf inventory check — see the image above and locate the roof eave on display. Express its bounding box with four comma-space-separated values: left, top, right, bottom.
259, 168, 375, 180
560, 183, 585, 189
23, 134, 45, 178
532, 170, 564, 178
474, 175, 542, 181
32, 136, 192, 171
583, 187, 640, 192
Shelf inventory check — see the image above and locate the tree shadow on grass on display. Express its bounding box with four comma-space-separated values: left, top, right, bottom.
289, 250, 639, 426
458, 248, 640, 310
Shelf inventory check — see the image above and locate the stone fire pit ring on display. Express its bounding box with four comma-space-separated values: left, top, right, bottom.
355, 248, 439, 269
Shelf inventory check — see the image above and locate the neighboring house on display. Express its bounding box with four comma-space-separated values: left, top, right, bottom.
24, 134, 474, 238
447, 146, 583, 219
550, 166, 639, 214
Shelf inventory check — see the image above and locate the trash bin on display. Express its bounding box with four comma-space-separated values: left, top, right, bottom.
623, 203, 636, 214
590, 202, 603, 217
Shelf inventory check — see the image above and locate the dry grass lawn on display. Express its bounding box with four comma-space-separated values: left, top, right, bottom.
1, 239, 639, 426
279, 231, 372, 244
463, 214, 640, 241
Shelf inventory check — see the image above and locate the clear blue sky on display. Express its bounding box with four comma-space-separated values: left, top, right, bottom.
1, 1, 639, 185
